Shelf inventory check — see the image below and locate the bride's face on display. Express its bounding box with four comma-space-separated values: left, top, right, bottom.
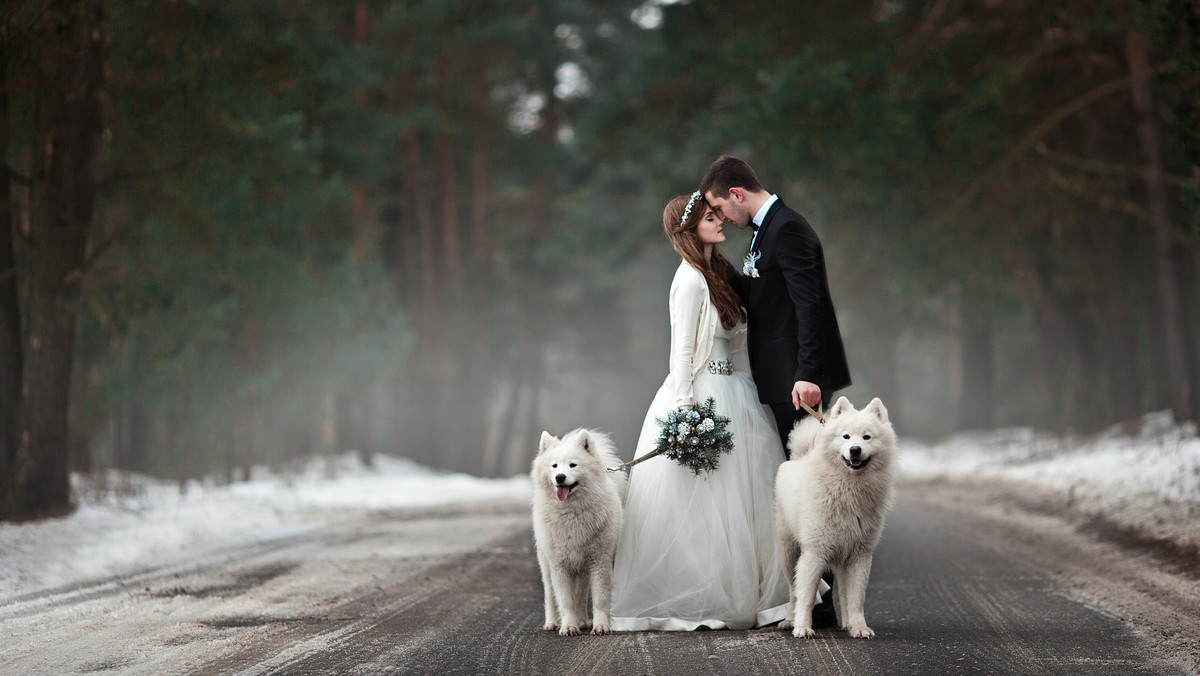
695, 207, 726, 246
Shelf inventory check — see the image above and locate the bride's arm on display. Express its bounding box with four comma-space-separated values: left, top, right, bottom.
668, 275, 704, 409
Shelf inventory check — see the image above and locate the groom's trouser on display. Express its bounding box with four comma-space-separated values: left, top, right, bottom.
769, 397, 839, 627
769, 403, 801, 459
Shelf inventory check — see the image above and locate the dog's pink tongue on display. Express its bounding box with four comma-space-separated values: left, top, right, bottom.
556, 486, 571, 501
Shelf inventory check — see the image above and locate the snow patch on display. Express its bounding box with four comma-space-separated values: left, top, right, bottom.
3, 413, 1197, 606
902, 411, 1200, 505
0, 454, 530, 603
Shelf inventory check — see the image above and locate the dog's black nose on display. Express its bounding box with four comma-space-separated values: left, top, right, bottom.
849, 446, 861, 459
555, 473, 566, 484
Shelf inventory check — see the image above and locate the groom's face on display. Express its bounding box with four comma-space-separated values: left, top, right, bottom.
705, 189, 750, 228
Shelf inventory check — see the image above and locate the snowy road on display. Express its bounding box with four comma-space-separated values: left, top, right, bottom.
1, 480, 1196, 675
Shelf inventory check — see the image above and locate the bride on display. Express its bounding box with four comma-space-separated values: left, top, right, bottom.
610, 192, 792, 631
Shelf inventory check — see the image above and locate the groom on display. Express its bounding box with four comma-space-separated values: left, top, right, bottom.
700, 155, 851, 451
701, 156, 850, 630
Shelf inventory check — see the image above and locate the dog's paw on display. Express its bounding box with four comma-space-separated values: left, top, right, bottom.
848, 625, 875, 639
559, 624, 582, 637
590, 623, 611, 635
792, 626, 816, 639
778, 619, 793, 631
580, 620, 593, 631
543, 622, 559, 632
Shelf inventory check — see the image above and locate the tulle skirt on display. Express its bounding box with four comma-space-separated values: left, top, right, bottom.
610, 368, 790, 631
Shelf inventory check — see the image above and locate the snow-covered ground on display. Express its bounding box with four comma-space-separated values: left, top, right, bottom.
903, 410, 1200, 504
0, 455, 531, 603
1, 411, 1197, 604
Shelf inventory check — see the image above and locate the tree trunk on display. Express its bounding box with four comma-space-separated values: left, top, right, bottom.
1192, 167, 1200, 425
1031, 303, 1066, 433
433, 59, 466, 468
401, 132, 437, 311
870, 326, 900, 425
12, 0, 108, 520
398, 129, 438, 467
1074, 106, 1139, 426
1127, 32, 1193, 421
470, 61, 491, 267
1061, 297, 1103, 433
1096, 220, 1140, 423
499, 332, 545, 479
435, 132, 461, 292
0, 26, 22, 518
956, 299, 994, 430
481, 376, 517, 477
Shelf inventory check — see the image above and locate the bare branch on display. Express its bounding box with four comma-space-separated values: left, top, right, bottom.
62, 230, 123, 287
2, 163, 30, 187
1043, 165, 1155, 223
933, 60, 1178, 228
917, 0, 951, 39
1035, 143, 1191, 187
1043, 165, 1197, 247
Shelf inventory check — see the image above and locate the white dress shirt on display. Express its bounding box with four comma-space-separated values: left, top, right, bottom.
748, 194, 778, 252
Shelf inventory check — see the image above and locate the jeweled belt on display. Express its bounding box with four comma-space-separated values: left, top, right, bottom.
707, 359, 733, 376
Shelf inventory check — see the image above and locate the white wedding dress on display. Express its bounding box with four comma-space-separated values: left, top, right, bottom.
610, 261, 790, 631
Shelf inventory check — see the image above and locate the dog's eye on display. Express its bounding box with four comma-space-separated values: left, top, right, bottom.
843, 434, 850, 440
863, 435, 871, 440
569, 463, 577, 468
551, 463, 558, 468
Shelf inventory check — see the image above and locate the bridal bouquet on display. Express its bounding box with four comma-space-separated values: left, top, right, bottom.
609, 397, 734, 476
654, 397, 734, 475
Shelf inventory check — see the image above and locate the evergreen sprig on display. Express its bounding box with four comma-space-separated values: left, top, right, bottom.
651, 397, 734, 476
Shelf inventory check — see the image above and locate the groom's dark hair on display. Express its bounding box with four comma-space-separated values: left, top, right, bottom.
700, 155, 764, 197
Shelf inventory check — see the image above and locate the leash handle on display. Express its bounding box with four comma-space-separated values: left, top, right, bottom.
798, 399, 825, 425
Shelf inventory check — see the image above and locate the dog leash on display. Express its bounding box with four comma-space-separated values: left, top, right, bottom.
799, 400, 825, 425
605, 451, 658, 474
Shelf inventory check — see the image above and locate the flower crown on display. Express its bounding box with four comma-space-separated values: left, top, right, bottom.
679, 190, 702, 228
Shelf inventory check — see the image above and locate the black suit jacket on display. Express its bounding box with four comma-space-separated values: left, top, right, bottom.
731, 200, 850, 405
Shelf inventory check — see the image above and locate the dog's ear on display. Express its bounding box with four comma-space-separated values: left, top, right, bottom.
864, 398, 889, 423
538, 431, 557, 454
577, 430, 593, 454
829, 396, 854, 418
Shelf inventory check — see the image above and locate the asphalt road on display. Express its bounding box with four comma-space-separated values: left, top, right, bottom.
0, 482, 1194, 675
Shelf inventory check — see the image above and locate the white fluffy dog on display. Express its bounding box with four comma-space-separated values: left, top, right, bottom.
531, 428, 627, 635
775, 396, 898, 638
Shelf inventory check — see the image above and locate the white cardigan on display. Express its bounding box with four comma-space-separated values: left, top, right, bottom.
666, 261, 746, 409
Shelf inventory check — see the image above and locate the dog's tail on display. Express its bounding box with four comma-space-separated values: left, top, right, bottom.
786, 416, 822, 458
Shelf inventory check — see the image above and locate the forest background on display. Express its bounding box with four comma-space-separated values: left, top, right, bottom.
2, 0, 1198, 521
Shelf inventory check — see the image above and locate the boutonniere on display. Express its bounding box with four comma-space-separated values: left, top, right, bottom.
742, 251, 761, 278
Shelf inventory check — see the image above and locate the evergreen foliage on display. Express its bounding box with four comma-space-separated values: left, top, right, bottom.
572, 0, 1200, 436
1, 0, 1197, 519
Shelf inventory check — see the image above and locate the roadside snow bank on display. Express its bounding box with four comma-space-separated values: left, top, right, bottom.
5, 414, 1197, 609
902, 411, 1200, 552
902, 411, 1200, 505
0, 454, 530, 603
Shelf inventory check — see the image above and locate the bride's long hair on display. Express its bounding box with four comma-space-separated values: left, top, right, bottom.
663, 194, 745, 331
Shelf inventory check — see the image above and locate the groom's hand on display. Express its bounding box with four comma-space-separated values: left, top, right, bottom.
792, 381, 821, 411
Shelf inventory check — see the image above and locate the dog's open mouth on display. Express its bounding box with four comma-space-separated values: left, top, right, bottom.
555, 483, 578, 501
843, 456, 871, 471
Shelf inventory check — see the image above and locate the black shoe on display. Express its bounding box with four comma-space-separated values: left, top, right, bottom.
811, 594, 839, 629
